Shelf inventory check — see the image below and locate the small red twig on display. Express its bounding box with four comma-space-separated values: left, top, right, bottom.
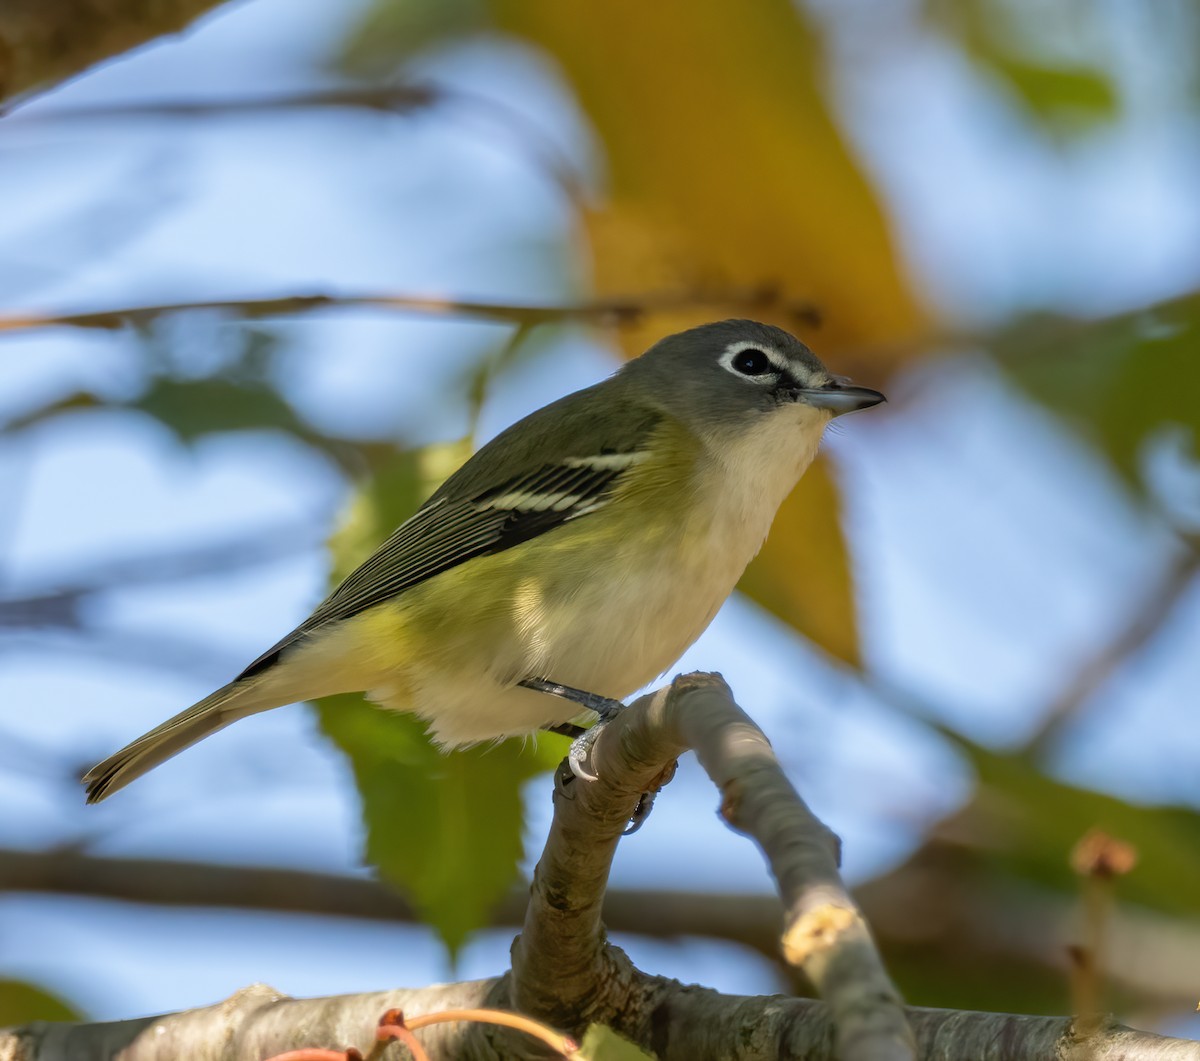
371, 1010, 431, 1061
401, 1007, 581, 1057
372, 1012, 434, 1061
263, 1005, 583, 1061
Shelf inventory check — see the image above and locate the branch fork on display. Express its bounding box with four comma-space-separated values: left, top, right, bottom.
507, 671, 914, 1061
7, 675, 1194, 1059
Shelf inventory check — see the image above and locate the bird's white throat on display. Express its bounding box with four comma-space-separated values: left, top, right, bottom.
697, 403, 828, 554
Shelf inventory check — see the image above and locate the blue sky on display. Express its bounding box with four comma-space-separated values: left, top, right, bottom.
1, 0, 1198, 1024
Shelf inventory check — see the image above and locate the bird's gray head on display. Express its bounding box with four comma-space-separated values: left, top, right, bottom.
620, 319, 885, 438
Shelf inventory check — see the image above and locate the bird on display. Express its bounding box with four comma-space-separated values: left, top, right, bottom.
83, 319, 884, 803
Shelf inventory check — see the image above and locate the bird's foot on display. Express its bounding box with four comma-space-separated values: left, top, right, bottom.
566, 721, 607, 783
523, 675, 626, 774
525, 676, 664, 834
625, 758, 678, 835
520, 677, 623, 782
520, 681, 624, 777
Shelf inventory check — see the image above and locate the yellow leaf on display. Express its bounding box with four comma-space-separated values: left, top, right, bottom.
491, 0, 925, 359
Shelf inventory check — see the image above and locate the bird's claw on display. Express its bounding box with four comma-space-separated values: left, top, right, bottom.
524, 676, 666, 832
567, 721, 606, 782
525, 676, 626, 780
624, 789, 657, 834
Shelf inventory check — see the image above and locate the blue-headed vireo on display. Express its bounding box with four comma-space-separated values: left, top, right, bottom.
84, 319, 884, 802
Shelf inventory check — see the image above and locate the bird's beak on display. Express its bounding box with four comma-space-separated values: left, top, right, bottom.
800, 384, 887, 416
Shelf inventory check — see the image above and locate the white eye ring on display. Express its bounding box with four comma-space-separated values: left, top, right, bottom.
719, 341, 788, 383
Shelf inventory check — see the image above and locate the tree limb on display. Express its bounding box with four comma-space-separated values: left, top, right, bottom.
0, 0, 238, 108
679, 676, 909, 1059
5, 979, 1195, 1061
0, 846, 793, 967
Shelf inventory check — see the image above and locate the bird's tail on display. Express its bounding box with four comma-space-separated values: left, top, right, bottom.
83, 680, 279, 803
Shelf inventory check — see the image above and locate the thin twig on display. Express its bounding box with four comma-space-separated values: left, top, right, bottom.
2, 83, 588, 200
0, 521, 320, 608
8, 843, 1200, 1010
1024, 534, 1200, 754
0, 286, 819, 337
369, 1009, 429, 1061
403, 1009, 579, 1058
0, 844, 788, 956
3, 85, 440, 122
1068, 830, 1138, 1039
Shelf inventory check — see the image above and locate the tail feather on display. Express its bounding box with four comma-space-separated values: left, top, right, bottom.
83, 681, 275, 803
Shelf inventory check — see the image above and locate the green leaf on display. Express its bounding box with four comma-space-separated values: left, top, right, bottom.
127, 369, 367, 473
0, 979, 82, 1024
317, 445, 561, 953
317, 693, 561, 954
1000, 294, 1200, 495
924, 0, 1118, 135
579, 1024, 655, 1061
124, 322, 373, 469
858, 729, 1200, 1013
338, 0, 487, 77
130, 377, 309, 443
985, 55, 1117, 132
459, 323, 565, 436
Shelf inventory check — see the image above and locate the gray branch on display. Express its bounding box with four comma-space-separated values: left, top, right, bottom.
3, 674, 1196, 1060
6, 978, 1195, 1061
505, 672, 912, 1060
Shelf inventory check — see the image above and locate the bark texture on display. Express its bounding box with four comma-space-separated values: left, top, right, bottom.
6, 981, 1196, 1061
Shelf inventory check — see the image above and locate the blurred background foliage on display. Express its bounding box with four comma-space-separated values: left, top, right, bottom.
1, 0, 1198, 1039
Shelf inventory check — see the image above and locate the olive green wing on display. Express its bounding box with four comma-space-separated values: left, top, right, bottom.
237, 388, 660, 680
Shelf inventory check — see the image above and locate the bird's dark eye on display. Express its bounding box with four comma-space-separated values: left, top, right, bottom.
731, 348, 773, 376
